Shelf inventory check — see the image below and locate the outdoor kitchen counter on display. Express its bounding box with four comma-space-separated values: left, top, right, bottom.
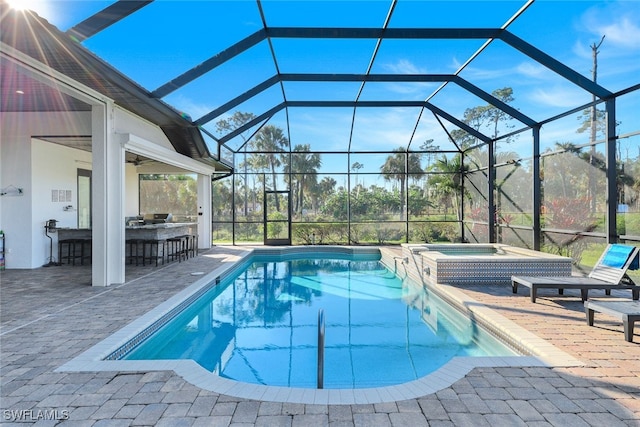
57, 223, 197, 241
125, 223, 197, 240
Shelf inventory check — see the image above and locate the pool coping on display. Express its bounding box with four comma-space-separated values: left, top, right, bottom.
57, 246, 584, 404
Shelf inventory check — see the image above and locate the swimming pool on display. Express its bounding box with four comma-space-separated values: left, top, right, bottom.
120, 252, 517, 389
59, 246, 581, 403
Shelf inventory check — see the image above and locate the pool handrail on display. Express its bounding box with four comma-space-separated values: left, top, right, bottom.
317, 308, 325, 389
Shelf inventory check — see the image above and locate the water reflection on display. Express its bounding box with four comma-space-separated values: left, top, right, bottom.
126, 258, 516, 388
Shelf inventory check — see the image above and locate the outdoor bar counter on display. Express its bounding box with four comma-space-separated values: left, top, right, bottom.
124, 222, 197, 240
56, 223, 198, 265
57, 223, 197, 241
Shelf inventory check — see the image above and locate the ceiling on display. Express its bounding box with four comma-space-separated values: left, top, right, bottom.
0, 62, 160, 166
0, 60, 91, 112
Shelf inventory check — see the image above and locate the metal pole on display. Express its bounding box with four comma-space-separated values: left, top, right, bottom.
605, 99, 617, 244
488, 140, 496, 243
532, 126, 541, 250
317, 308, 325, 389
589, 36, 605, 214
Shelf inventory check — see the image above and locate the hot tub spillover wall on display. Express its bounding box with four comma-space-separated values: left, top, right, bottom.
402, 244, 573, 285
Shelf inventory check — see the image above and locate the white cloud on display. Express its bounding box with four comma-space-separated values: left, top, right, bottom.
382, 59, 426, 75
571, 40, 592, 61
516, 62, 547, 79
579, 2, 640, 51
349, 108, 422, 150
370, 60, 438, 97
538, 119, 591, 149
288, 110, 352, 150
458, 65, 512, 82
167, 94, 215, 123
596, 16, 640, 49
528, 86, 589, 109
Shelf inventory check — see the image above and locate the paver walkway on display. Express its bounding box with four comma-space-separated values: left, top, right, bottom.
1, 246, 639, 426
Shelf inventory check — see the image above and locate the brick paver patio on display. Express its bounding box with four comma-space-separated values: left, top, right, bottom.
1, 246, 638, 426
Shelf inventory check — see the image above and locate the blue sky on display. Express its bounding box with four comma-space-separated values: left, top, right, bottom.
13, 0, 640, 165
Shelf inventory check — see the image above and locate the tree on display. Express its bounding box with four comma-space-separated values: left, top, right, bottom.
215, 112, 256, 215
577, 35, 605, 213
211, 178, 233, 220
316, 176, 337, 214
551, 142, 583, 198
381, 148, 422, 219
139, 174, 197, 219
450, 87, 517, 155
284, 144, 322, 216
252, 125, 288, 210
493, 151, 523, 241
486, 87, 516, 142
419, 139, 440, 170
544, 197, 597, 262
428, 154, 468, 220
408, 184, 433, 217
321, 188, 348, 220
576, 108, 606, 137
351, 161, 364, 196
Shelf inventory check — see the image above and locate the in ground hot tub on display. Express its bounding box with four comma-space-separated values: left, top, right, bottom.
403, 244, 572, 285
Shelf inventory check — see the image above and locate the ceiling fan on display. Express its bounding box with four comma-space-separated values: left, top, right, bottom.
126, 154, 155, 166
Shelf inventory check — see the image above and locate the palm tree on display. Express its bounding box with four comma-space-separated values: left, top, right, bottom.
381, 149, 405, 218
381, 148, 423, 219
252, 125, 288, 210
429, 154, 468, 220
215, 111, 256, 215
285, 144, 322, 215
317, 176, 337, 214
351, 161, 364, 198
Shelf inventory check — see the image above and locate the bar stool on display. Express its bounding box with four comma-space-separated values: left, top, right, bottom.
58, 239, 84, 265
126, 239, 145, 265
58, 238, 74, 265
77, 239, 92, 265
167, 236, 186, 263
180, 234, 198, 259
142, 239, 166, 266
188, 234, 198, 258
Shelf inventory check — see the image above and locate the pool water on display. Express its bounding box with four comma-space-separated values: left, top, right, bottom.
419, 245, 501, 256
435, 249, 499, 256
124, 254, 517, 389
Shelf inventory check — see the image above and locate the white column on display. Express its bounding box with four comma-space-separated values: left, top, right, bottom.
197, 174, 212, 249
92, 104, 125, 286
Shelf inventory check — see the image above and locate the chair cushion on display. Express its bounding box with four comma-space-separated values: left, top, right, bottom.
601, 244, 635, 268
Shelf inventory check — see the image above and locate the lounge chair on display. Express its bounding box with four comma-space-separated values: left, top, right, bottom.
584, 300, 640, 342
511, 244, 640, 303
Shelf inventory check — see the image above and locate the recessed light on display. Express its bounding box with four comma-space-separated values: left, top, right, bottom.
15, 90, 24, 94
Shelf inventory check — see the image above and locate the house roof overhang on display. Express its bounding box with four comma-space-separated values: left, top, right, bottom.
0, 3, 231, 173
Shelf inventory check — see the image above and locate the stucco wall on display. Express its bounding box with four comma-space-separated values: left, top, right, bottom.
1, 111, 92, 268
114, 108, 174, 151
32, 139, 92, 266
0, 107, 178, 269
